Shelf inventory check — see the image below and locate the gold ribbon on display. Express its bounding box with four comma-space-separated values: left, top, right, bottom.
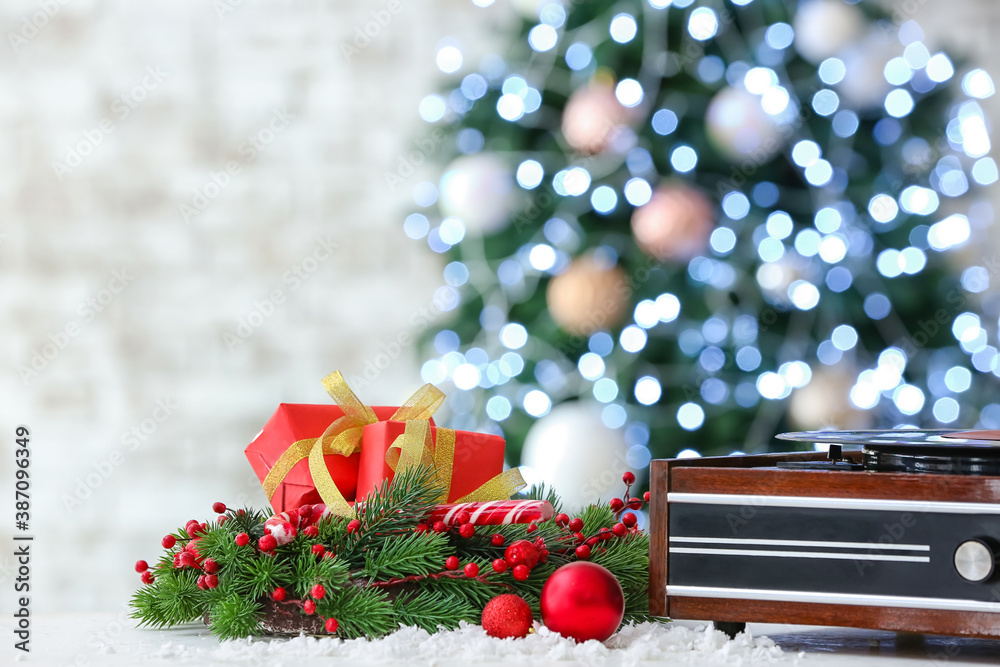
262, 372, 523, 518
386, 419, 526, 504
262, 371, 444, 518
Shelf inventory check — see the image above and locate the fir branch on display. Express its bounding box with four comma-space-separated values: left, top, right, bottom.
223, 507, 270, 537
392, 591, 479, 632
578, 504, 616, 533
242, 553, 294, 599
362, 531, 449, 580
315, 586, 396, 639
290, 552, 350, 598
208, 593, 263, 640
590, 533, 650, 592
522, 483, 563, 516
149, 570, 205, 626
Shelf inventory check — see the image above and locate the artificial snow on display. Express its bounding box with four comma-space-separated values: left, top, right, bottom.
149, 622, 792, 665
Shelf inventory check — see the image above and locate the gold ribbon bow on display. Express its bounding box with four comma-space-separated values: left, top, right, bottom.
261, 372, 525, 517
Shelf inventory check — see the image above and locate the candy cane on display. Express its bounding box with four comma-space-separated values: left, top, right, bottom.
427, 500, 553, 526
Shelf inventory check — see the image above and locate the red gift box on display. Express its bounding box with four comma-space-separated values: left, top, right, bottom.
246, 404, 434, 514
356, 421, 506, 504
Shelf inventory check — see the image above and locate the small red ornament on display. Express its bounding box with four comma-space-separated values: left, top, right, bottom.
197, 575, 207, 590
325, 617, 339, 633
459, 523, 476, 538
185, 519, 199, 533
572, 532, 585, 543
540, 562, 625, 642
258, 535, 278, 552
643, 491, 650, 502
141, 571, 155, 585
298, 504, 313, 517
445, 555, 460, 570
568, 518, 584, 532
621, 512, 637, 527
203, 558, 219, 574
575, 544, 591, 559
303, 600, 316, 615
179, 551, 196, 568
272, 587, 287, 601
481, 594, 533, 639
627, 498, 643, 510
217, 516, 228, 525
504, 540, 539, 569
585, 536, 599, 547
512, 564, 529, 581
526, 523, 538, 534
312, 544, 326, 556
212, 502, 227, 514
172, 553, 182, 568
622, 472, 636, 485
135, 560, 149, 573
554, 513, 569, 527
598, 528, 614, 541
455, 510, 472, 525
464, 562, 480, 577
161, 535, 177, 549
303, 525, 319, 538
235, 533, 250, 547
347, 519, 361, 534
609, 498, 625, 513
491, 534, 505, 546
311, 584, 326, 600
205, 574, 219, 589
414, 523, 429, 534
612, 523, 627, 537
432, 521, 448, 533
492, 558, 508, 573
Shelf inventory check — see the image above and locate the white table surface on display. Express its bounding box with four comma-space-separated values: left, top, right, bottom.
4, 614, 1000, 666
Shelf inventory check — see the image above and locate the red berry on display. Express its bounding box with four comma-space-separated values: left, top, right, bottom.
303, 600, 316, 615
272, 587, 287, 601
623, 472, 636, 485
203, 558, 219, 574
643, 491, 650, 502
512, 564, 529, 581
492, 558, 508, 573
628, 497, 643, 510
432, 521, 448, 533
504, 540, 539, 569
347, 519, 361, 534
324, 551, 336, 559
325, 617, 339, 633
258, 535, 278, 552
575, 544, 592, 559
491, 534, 505, 546
205, 574, 219, 589
212, 502, 227, 514
459, 523, 476, 538
235, 533, 250, 547
585, 536, 599, 547
161, 535, 177, 549
135, 560, 149, 573
311, 544, 326, 556
622, 512, 638, 527
612, 522, 627, 537
141, 571, 155, 584
302, 525, 319, 538
414, 523, 429, 534
179, 551, 196, 568
554, 513, 569, 527
196, 575, 207, 590
172, 553, 182, 568
311, 584, 326, 599
298, 504, 313, 517
456, 510, 472, 525
599, 528, 614, 541
445, 556, 460, 570
526, 523, 537, 534
464, 562, 480, 577
568, 518, 584, 532
217, 516, 228, 525
609, 498, 625, 512
572, 532, 585, 543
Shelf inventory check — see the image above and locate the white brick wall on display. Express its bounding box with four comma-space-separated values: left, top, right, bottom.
0, 0, 995, 615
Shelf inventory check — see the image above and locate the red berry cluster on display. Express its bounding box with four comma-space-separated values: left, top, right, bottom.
137, 504, 235, 587
547, 473, 648, 560
270, 583, 339, 634
490, 538, 550, 581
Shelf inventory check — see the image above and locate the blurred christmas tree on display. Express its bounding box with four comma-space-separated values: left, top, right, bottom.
403, 0, 998, 508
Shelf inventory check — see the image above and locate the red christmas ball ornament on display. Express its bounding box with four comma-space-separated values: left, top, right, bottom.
504, 540, 539, 569
235, 533, 250, 547
481, 594, 533, 639
212, 502, 227, 514
141, 571, 155, 585
459, 523, 476, 539
567, 518, 584, 533
492, 558, 508, 573
161, 535, 177, 549
540, 562, 625, 643
325, 617, 339, 633
272, 587, 287, 601
445, 555, 460, 570
135, 560, 149, 573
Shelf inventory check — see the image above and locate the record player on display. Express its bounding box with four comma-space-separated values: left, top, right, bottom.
649, 429, 1000, 639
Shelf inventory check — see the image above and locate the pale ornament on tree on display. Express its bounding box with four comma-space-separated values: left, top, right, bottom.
793, 0, 866, 64
545, 255, 628, 336
789, 368, 874, 430
631, 184, 713, 263
561, 80, 631, 155
705, 87, 785, 160
438, 153, 516, 235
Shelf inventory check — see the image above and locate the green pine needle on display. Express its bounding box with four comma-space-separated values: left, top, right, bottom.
208, 593, 263, 640
363, 531, 449, 579
392, 591, 479, 632
315, 586, 396, 639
